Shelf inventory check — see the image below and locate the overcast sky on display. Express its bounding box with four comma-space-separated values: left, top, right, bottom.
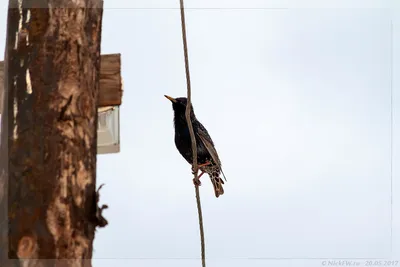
1, 1, 399, 267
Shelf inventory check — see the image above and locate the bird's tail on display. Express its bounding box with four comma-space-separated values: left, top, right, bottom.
210, 171, 225, 198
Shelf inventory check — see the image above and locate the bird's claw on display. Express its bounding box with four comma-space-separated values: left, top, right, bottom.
193, 178, 201, 186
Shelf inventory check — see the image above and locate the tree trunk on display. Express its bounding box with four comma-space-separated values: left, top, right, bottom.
0, 1, 105, 266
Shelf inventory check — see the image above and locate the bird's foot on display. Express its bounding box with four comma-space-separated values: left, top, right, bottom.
198, 161, 212, 168
197, 171, 205, 180
192, 171, 205, 186
191, 161, 212, 175
193, 178, 202, 186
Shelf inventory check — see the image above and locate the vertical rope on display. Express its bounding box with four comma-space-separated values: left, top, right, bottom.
179, 0, 206, 266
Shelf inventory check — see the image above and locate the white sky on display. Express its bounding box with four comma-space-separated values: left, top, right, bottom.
1, 1, 399, 267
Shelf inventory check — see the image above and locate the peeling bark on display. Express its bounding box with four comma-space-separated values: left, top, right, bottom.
0, 53, 124, 110
0, 1, 105, 266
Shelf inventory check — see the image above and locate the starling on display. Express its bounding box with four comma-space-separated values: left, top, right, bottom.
165, 95, 226, 198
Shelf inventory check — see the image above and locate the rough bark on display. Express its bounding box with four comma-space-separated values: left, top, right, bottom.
0, 54, 123, 110
0, 0, 106, 266
0, 62, 4, 111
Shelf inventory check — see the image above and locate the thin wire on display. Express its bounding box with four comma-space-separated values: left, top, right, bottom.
389, 19, 393, 257
179, 0, 206, 266
103, 7, 288, 10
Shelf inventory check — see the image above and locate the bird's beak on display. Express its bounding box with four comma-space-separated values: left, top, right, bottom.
164, 95, 177, 103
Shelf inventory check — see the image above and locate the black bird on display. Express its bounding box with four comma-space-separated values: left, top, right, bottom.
165, 95, 226, 198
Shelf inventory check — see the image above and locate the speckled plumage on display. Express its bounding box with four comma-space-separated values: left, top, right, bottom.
165, 96, 225, 197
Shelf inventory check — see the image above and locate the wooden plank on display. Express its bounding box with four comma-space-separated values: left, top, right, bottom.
0, 53, 122, 113
98, 54, 123, 107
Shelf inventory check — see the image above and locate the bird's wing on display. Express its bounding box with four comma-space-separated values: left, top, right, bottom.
196, 125, 227, 182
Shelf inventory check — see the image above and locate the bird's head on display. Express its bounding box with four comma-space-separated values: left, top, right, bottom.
164, 95, 194, 113
164, 95, 196, 122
